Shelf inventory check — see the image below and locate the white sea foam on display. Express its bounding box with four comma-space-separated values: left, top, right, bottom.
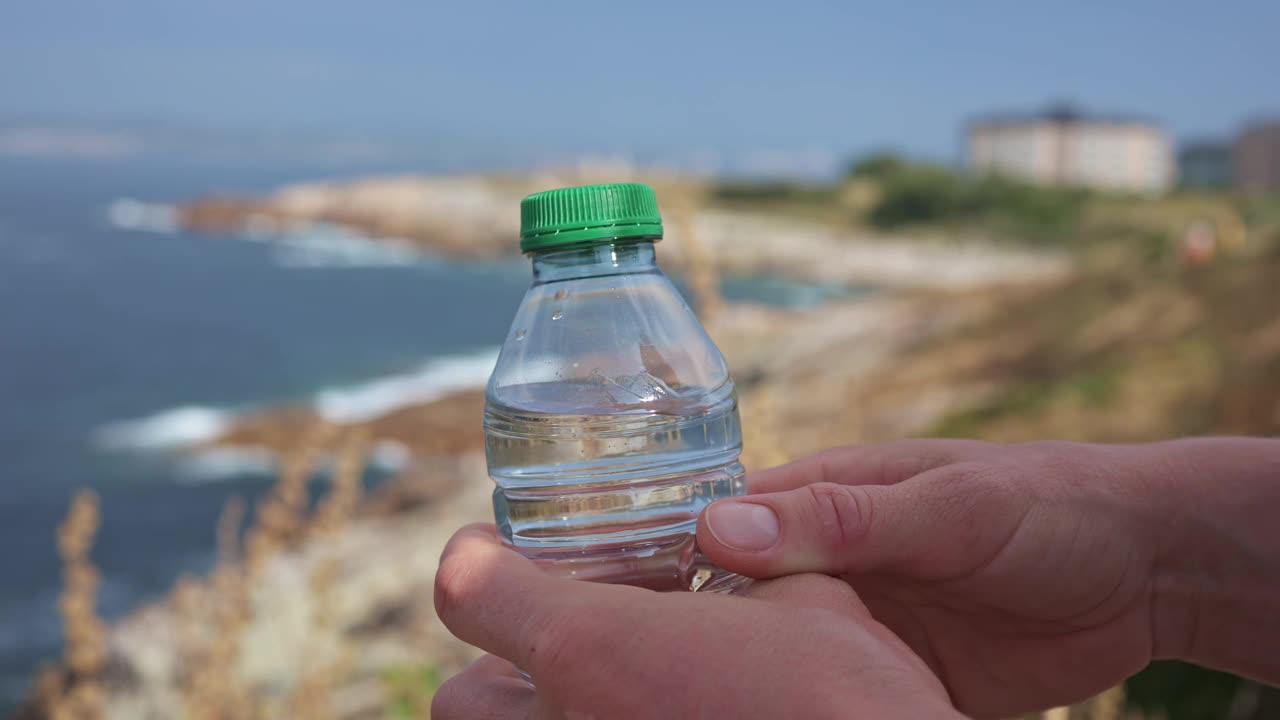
108, 195, 424, 268
269, 224, 425, 269
106, 198, 179, 234
94, 405, 234, 452
370, 440, 412, 471
313, 347, 498, 423
174, 446, 278, 483
94, 348, 497, 482
170, 440, 410, 485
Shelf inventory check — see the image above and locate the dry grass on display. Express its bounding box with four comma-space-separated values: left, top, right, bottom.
217, 495, 247, 566
38, 181, 1278, 718
244, 423, 337, 576
180, 421, 342, 720
667, 183, 724, 327
24, 490, 108, 720
1028, 685, 1128, 720
285, 428, 372, 719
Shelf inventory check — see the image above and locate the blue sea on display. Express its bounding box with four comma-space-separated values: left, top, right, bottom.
0, 156, 856, 711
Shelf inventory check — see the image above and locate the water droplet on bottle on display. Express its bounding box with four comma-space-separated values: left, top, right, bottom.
515, 329, 526, 341
554, 289, 569, 301
551, 310, 563, 320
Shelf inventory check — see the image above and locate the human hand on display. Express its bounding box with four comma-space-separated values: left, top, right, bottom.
432, 524, 962, 720
698, 437, 1280, 718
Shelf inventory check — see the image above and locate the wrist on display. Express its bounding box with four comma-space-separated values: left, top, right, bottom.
1133, 438, 1280, 679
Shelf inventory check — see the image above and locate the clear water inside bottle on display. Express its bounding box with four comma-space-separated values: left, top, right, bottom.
486, 381, 746, 592
484, 240, 748, 592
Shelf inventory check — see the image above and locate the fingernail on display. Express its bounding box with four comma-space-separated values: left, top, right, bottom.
707, 502, 780, 551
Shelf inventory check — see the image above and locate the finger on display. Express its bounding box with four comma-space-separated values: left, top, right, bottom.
738, 572, 872, 619
747, 439, 991, 495
701, 464, 1022, 579
432, 655, 537, 720
434, 524, 567, 668
468, 653, 531, 682
435, 523, 652, 680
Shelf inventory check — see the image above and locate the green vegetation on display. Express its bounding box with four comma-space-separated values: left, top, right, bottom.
920, 252, 1280, 719
928, 253, 1280, 439
849, 153, 1090, 244
712, 160, 1280, 718
931, 365, 1123, 439
709, 179, 846, 224
1126, 661, 1264, 720
383, 664, 444, 720
710, 152, 1280, 263
711, 180, 837, 206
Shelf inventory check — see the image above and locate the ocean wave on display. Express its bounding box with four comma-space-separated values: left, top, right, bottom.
314, 347, 498, 422
94, 348, 497, 481
168, 440, 412, 485
94, 405, 234, 452
106, 198, 179, 234
269, 223, 425, 269
170, 440, 412, 484
240, 220, 528, 275
174, 446, 278, 483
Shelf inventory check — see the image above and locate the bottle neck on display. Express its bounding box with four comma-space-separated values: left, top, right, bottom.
529, 239, 659, 284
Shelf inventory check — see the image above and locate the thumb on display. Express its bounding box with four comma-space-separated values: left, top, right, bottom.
697, 476, 984, 579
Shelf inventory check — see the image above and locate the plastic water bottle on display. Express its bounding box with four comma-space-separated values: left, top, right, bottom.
485, 182, 748, 593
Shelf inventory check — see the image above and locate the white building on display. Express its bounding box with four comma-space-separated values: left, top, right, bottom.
968, 107, 1174, 193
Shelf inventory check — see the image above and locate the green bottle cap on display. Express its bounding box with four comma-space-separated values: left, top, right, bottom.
519, 182, 664, 252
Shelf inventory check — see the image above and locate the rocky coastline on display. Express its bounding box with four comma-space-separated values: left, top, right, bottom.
25, 172, 1092, 718
178, 173, 1072, 290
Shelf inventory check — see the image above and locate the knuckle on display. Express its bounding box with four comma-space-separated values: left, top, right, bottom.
803, 482, 871, 552
811, 447, 852, 484
879, 438, 994, 482
1018, 439, 1077, 455
1018, 441, 1099, 488
963, 444, 1067, 501
938, 463, 1007, 511
433, 550, 484, 628
1014, 439, 1081, 468
941, 460, 1002, 491
935, 463, 1030, 539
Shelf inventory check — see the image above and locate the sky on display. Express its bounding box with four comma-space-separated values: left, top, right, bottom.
2, 0, 1278, 173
